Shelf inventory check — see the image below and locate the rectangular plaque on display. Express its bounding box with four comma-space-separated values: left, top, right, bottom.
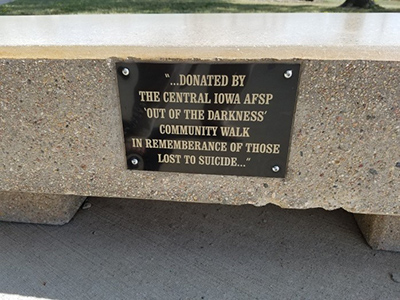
116, 62, 300, 177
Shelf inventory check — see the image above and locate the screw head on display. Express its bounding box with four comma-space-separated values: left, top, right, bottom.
122, 67, 130, 76
131, 158, 139, 166
272, 165, 280, 173
284, 70, 292, 79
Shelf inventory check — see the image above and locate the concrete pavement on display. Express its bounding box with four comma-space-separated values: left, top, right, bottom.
0, 197, 400, 299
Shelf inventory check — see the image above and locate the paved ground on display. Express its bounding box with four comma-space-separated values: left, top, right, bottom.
1, 197, 400, 299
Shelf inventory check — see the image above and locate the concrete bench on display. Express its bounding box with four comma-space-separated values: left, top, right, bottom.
0, 13, 399, 250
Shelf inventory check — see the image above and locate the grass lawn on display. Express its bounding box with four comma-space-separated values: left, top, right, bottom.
1, 0, 399, 14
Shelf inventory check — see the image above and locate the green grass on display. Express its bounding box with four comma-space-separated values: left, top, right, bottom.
0, 0, 399, 15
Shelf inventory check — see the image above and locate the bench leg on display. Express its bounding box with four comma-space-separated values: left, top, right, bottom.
0, 191, 86, 225
355, 214, 400, 252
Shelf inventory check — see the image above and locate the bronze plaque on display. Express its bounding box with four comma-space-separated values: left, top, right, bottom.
116, 62, 300, 177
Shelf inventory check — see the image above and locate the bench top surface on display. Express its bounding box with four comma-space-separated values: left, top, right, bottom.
0, 13, 399, 60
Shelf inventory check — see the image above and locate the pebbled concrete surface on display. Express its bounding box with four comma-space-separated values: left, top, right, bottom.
0, 197, 399, 300
355, 214, 400, 252
0, 191, 86, 225
1, 59, 399, 215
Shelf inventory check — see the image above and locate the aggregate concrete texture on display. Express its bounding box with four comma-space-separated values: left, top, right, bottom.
1, 197, 400, 300
0, 192, 86, 225
0, 59, 399, 215
0, 14, 399, 216
356, 214, 400, 252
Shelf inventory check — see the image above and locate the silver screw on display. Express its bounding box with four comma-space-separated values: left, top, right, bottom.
131, 158, 139, 166
122, 67, 130, 76
284, 70, 292, 79
272, 165, 280, 173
